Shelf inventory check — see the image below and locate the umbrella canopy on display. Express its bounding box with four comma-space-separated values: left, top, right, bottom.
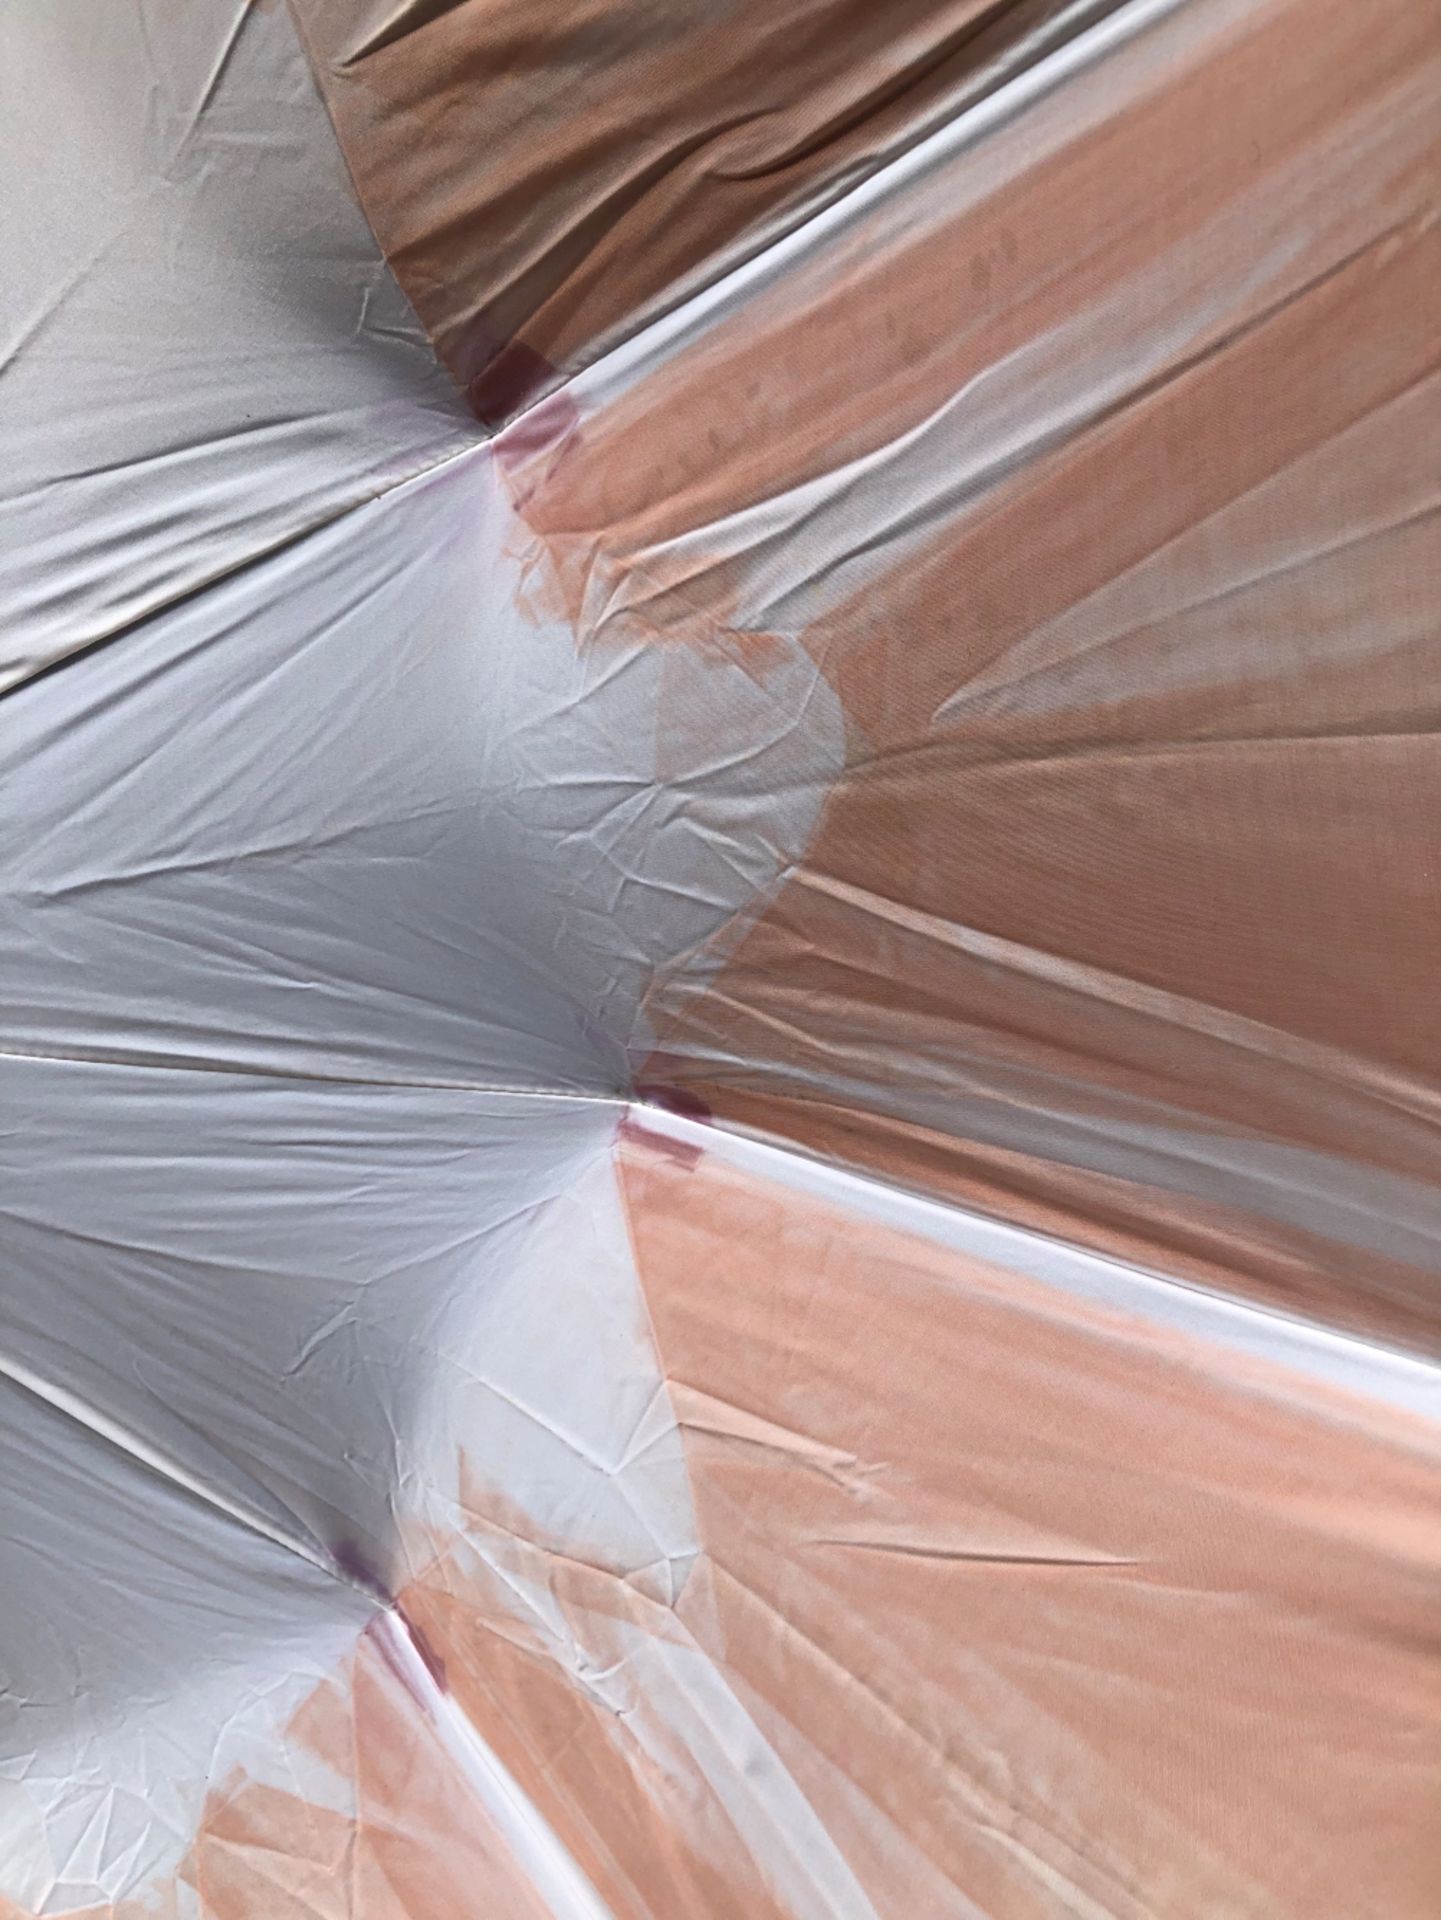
2, 1, 1437, 1914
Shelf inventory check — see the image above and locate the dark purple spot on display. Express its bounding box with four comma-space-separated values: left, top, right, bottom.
495, 390, 581, 476
468, 339, 564, 429
625, 1083, 714, 1168
330, 1538, 391, 1604
452, 311, 567, 428
634, 1083, 714, 1124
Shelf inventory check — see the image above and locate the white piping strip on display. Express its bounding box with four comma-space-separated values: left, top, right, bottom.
1, 1358, 614, 1919
555, 0, 1200, 416
0, 1037, 628, 1104
374, 1609, 615, 1920
0, 1347, 328, 1568
626, 1102, 1441, 1426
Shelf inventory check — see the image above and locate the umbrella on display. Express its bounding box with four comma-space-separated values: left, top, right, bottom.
2, 1, 1436, 1913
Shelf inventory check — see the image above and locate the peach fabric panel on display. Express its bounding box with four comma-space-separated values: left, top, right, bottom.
494, 0, 1441, 1349
1, 1637, 552, 1920
394, 1465, 798, 1920
617, 1133, 1441, 1918
287, 0, 1121, 420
